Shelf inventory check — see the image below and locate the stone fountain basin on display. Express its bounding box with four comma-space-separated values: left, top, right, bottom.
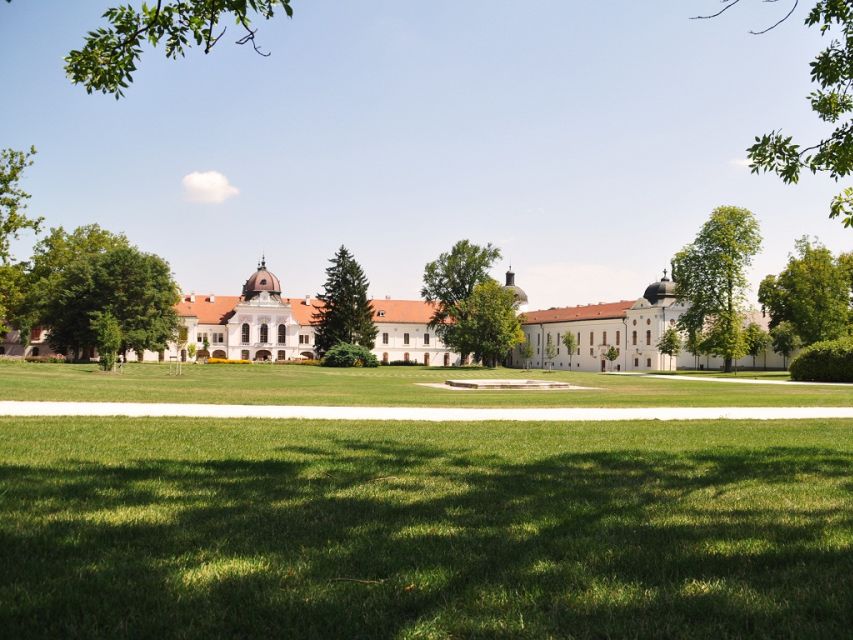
445, 379, 574, 390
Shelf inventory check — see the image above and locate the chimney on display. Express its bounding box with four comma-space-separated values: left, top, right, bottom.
304, 295, 310, 305
209, 294, 215, 303
189, 292, 196, 303
385, 295, 391, 300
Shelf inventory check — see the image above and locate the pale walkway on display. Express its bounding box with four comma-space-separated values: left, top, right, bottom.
641, 374, 848, 386
0, 401, 851, 422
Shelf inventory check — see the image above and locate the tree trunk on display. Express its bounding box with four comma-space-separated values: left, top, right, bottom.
724, 357, 733, 373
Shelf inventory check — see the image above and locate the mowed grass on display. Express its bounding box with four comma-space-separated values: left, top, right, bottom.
1, 417, 851, 639
1, 362, 851, 407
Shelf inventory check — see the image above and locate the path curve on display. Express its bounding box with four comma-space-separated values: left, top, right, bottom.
1, 401, 852, 422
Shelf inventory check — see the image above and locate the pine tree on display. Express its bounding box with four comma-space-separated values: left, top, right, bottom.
314, 246, 378, 355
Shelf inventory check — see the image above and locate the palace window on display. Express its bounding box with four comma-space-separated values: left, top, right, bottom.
277, 350, 286, 361
634, 358, 639, 367
377, 310, 385, 317
616, 331, 620, 346
602, 331, 607, 345
632, 331, 637, 346
589, 332, 594, 346
646, 330, 651, 346
260, 324, 269, 343
212, 333, 225, 344
299, 334, 310, 345
241, 323, 250, 344
403, 333, 410, 345
382, 333, 389, 345
423, 333, 430, 345
278, 324, 286, 344
646, 358, 652, 367
241, 350, 250, 360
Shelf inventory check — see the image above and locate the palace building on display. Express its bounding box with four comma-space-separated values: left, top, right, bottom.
1, 258, 784, 370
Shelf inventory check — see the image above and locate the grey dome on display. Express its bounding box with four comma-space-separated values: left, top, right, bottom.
504, 269, 528, 305
643, 272, 676, 305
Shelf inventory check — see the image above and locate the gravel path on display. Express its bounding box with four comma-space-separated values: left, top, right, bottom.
1, 401, 851, 422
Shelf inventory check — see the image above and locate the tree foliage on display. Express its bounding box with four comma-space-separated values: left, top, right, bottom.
657, 327, 682, 370
561, 331, 577, 369
696, 1, 853, 226
421, 240, 501, 360
91, 311, 122, 371
313, 246, 377, 355
604, 345, 619, 370
758, 237, 852, 344
451, 279, 523, 367
544, 333, 557, 369
62, 0, 293, 99
744, 321, 771, 368
46, 245, 179, 359
770, 320, 803, 368
518, 338, 534, 370
674, 206, 762, 371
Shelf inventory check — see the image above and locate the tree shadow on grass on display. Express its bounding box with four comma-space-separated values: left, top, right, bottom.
0, 443, 851, 639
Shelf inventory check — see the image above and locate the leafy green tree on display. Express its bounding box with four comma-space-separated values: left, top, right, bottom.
697, 2, 853, 226
321, 342, 379, 368
18, 225, 129, 334
543, 333, 557, 371
770, 320, 803, 369
758, 237, 852, 344
58, 1, 294, 99
187, 342, 197, 360
684, 328, 705, 370
90, 311, 122, 372
656, 327, 681, 371
744, 322, 771, 369
421, 240, 501, 362
518, 338, 534, 370
674, 206, 762, 372
452, 279, 523, 368
561, 331, 577, 369
313, 246, 377, 355
46, 245, 179, 359
0, 147, 43, 333
604, 345, 619, 371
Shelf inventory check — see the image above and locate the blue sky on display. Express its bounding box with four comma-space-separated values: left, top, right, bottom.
1, 1, 849, 308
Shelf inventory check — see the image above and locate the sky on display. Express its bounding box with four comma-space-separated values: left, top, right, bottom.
1, 1, 850, 309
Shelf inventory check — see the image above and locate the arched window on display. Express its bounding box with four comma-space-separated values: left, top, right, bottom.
241, 323, 250, 344
260, 323, 269, 343
404, 352, 410, 363
278, 324, 286, 344
382, 352, 389, 364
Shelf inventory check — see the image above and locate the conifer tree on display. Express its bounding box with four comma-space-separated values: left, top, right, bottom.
314, 246, 377, 354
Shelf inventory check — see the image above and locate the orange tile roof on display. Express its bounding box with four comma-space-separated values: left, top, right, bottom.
176, 295, 438, 326
176, 296, 241, 325
523, 300, 635, 325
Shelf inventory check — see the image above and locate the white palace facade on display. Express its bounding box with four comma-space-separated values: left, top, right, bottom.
1, 258, 785, 371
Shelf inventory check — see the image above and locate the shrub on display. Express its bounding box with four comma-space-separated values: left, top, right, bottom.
383, 360, 421, 367
321, 343, 379, 368
789, 337, 853, 383
274, 359, 321, 366
24, 355, 67, 363
206, 358, 252, 365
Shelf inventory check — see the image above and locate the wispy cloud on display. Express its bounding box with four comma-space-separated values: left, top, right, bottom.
729, 158, 752, 169
182, 171, 239, 203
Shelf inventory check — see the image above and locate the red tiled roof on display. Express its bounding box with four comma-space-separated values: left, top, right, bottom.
176, 296, 241, 325
522, 300, 635, 325
176, 295, 438, 326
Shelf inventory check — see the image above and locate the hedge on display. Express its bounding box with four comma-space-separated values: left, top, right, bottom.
207, 358, 252, 365
789, 337, 853, 383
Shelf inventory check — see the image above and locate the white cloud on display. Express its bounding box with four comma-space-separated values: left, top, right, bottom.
182, 171, 239, 203
729, 158, 752, 169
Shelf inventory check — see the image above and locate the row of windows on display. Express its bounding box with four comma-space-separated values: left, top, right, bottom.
241, 323, 290, 345
197, 332, 225, 344
382, 332, 430, 346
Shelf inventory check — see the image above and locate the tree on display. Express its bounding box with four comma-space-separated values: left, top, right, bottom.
17, 225, 129, 335
543, 333, 558, 371
55, 1, 294, 99
656, 327, 682, 371
91, 311, 122, 372
758, 237, 852, 344
313, 246, 377, 355
0, 147, 43, 333
187, 342, 197, 360
694, 1, 853, 227
674, 206, 762, 372
604, 345, 619, 371
744, 322, 771, 369
421, 240, 502, 361
518, 339, 534, 370
561, 331, 577, 369
451, 280, 524, 368
46, 245, 179, 359
771, 320, 802, 369
684, 327, 705, 370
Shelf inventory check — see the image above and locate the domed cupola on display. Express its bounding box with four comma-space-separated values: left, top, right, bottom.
242, 256, 282, 301
504, 267, 529, 311
643, 267, 677, 305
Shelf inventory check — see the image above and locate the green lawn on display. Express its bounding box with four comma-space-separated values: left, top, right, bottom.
1, 361, 851, 407
1, 417, 850, 638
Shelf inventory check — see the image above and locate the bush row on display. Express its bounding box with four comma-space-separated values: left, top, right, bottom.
381, 360, 421, 367
789, 337, 853, 383
206, 358, 252, 365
